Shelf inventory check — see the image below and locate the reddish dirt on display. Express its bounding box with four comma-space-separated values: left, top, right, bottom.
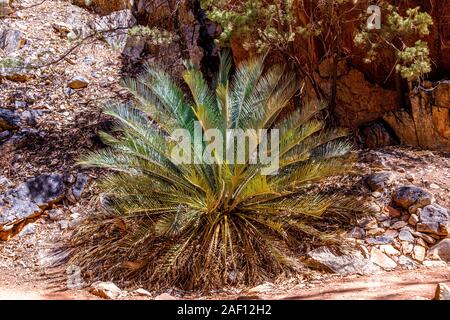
0, 269, 96, 300
271, 267, 450, 300
0, 266, 448, 300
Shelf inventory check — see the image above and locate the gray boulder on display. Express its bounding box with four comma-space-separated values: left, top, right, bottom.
416, 204, 450, 236
366, 236, 395, 245
15, 174, 65, 207
306, 246, 380, 275
0, 109, 20, 130
0, 174, 66, 240
398, 229, 415, 242
0, 196, 41, 240
92, 9, 136, 50
397, 255, 418, 269
67, 173, 89, 203
365, 172, 393, 192
427, 239, 450, 262
0, 29, 26, 53
392, 185, 434, 213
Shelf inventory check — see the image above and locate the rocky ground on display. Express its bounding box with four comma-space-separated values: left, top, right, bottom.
0, 0, 130, 183
1, 0, 449, 300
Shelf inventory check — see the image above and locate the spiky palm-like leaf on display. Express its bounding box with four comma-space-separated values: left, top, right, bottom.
69, 54, 356, 290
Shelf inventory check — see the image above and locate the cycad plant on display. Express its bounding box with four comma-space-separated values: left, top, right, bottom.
69, 54, 355, 290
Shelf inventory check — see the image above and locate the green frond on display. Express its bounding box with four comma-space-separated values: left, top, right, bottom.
245, 193, 333, 218
121, 77, 177, 132
217, 50, 233, 87
69, 55, 358, 291
230, 57, 265, 128
280, 128, 349, 163
274, 157, 353, 190
142, 64, 197, 133
183, 66, 222, 131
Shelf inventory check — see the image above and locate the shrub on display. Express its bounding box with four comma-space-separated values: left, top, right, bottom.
354, 5, 433, 81
68, 54, 357, 290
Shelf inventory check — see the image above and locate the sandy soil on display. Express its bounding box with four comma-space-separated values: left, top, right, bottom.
273, 267, 450, 300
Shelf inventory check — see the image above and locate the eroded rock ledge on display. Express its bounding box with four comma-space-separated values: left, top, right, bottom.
384, 82, 450, 151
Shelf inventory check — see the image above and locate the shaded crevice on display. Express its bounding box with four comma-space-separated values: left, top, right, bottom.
189, 0, 220, 82
357, 119, 400, 149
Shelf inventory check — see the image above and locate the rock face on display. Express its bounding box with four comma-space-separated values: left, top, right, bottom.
306, 246, 379, 275
122, 1, 450, 150
123, 0, 219, 78
416, 204, 450, 236
0, 174, 66, 240
392, 186, 434, 213
303, 61, 449, 153
93, 9, 135, 50
318, 58, 348, 78
324, 69, 399, 128
225, 1, 450, 151
232, 0, 450, 82
384, 82, 450, 152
